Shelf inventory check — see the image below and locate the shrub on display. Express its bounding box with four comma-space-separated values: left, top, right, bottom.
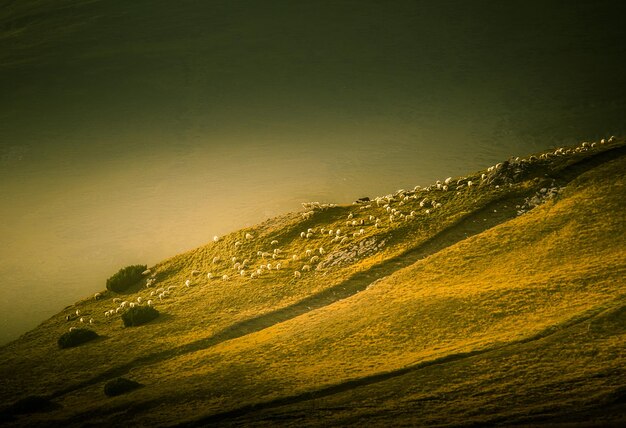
57, 328, 99, 349
104, 377, 142, 397
5, 395, 60, 414
106, 264, 147, 293
121, 305, 159, 327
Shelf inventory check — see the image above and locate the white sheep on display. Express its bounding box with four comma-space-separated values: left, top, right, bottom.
129, 302, 136, 308
294, 271, 301, 278
212, 256, 220, 264
347, 213, 353, 219
79, 317, 85, 323
94, 292, 102, 300
302, 264, 311, 272
245, 233, 254, 240
222, 274, 229, 281
359, 228, 365, 235
147, 300, 153, 306
467, 181, 473, 188
250, 272, 257, 279
319, 247, 325, 255
310, 255, 319, 263
271, 239, 279, 245
340, 237, 349, 244
69, 327, 77, 332
444, 177, 452, 185
207, 272, 213, 279
213, 235, 220, 242
89, 318, 94, 324
328, 229, 334, 235
305, 249, 313, 257
240, 269, 246, 276
335, 229, 341, 235
137, 297, 143, 303
275, 263, 282, 270
300, 232, 306, 238
113, 298, 121, 304
75, 309, 81, 316
185, 279, 191, 287
306, 232, 312, 238
234, 241, 242, 248
292, 254, 299, 261
104, 311, 111, 317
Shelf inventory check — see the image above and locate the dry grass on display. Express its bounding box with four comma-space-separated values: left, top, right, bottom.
0, 138, 624, 427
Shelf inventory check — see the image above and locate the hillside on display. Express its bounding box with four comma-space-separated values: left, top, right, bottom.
0, 137, 625, 427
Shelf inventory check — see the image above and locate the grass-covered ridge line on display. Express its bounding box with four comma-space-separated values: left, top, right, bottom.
0, 136, 624, 427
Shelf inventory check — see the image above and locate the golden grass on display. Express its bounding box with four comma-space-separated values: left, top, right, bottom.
1, 139, 624, 426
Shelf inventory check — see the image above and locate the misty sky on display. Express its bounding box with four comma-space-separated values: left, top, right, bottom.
0, 0, 625, 344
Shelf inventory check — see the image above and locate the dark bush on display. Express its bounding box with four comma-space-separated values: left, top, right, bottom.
104, 377, 142, 397
57, 328, 99, 349
121, 305, 159, 327
106, 264, 147, 293
6, 395, 60, 414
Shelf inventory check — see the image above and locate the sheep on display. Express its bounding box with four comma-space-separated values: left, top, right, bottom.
116, 307, 122, 314
320, 228, 326, 234
240, 269, 246, 276
369, 215, 375, 221
328, 229, 334, 235
608, 136, 615, 143
294, 271, 301, 278
444, 177, 452, 185
94, 292, 102, 300
79, 317, 85, 323
292, 254, 299, 261
212, 256, 220, 264
207, 272, 213, 279
336, 229, 341, 235
69, 327, 77, 332
231, 257, 238, 263
266, 263, 272, 270
310, 255, 319, 263
307, 228, 315, 233
425, 209, 431, 214
481, 173, 486, 180
213, 235, 220, 242
275, 263, 282, 270
250, 272, 257, 279
305, 249, 313, 257
271, 239, 279, 246
104, 311, 111, 317
147, 300, 153, 306
302, 264, 311, 272
75, 309, 81, 316
89, 318, 94, 324
234, 262, 241, 270
245, 233, 254, 240
359, 228, 365, 235
185, 279, 191, 287
319, 247, 325, 255
222, 274, 229, 281
306, 232, 313, 238
467, 180, 473, 188
234, 241, 242, 248
348, 213, 354, 219
300, 232, 306, 238
113, 298, 121, 304
137, 297, 143, 303
166, 285, 176, 291
129, 302, 136, 308
340, 237, 349, 244
274, 248, 282, 254
158, 293, 165, 301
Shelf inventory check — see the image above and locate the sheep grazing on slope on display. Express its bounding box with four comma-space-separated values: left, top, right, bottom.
234, 241, 242, 248
294, 271, 301, 278
271, 240, 279, 246
302, 265, 311, 272
207, 272, 213, 279
185, 279, 191, 287
222, 274, 229, 281
212, 257, 220, 264
94, 292, 102, 300
147, 300, 153, 306
213, 236, 220, 242
245, 233, 254, 240
75, 309, 81, 316
319, 247, 325, 255
300, 232, 306, 238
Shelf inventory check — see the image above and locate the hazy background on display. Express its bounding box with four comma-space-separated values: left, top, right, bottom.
1, 0, 625, 345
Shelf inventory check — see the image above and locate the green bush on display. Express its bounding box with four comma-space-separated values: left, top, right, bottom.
57, 328, 99, 349
106, 264, 147, 293
104, 377, 142, 397
121, 305, 159, 327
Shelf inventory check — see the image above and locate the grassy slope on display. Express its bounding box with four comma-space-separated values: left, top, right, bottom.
0, 139, 624, 426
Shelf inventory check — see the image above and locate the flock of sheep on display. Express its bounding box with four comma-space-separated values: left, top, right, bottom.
65, 136, 617, 331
